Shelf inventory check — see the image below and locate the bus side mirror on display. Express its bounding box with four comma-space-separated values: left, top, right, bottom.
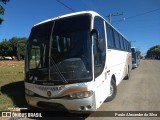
97, 39, 104, 53
91, 29, 99, 40
90, 29, 103, 53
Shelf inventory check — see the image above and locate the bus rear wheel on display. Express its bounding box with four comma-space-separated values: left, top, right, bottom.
105, 78, 117, 102
124, 66, 130, 80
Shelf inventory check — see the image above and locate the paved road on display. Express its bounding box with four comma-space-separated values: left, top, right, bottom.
4, 60, 159, 120
86, 60, 160, 120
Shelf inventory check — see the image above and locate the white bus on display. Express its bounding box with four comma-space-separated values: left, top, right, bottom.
131, 47, 140, 68
24, 11, 132, 112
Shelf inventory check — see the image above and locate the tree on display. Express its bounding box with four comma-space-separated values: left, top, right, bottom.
146, 45, 160, 59
0, 0, 9, 24
136, 49, 141, 56
0, 37, 27, 60
136, 49, 142, 59
0, 39, 8, 59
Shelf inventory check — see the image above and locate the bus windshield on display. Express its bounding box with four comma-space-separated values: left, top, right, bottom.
26, 14, 92, 84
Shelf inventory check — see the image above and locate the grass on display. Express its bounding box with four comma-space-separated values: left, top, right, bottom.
0, 61, 27, 111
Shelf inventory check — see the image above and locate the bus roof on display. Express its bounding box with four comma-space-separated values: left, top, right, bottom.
34, 11, 100, 26
33, 10, 129, 43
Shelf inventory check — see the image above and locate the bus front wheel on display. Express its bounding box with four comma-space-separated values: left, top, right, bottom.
105, 78, 117, 102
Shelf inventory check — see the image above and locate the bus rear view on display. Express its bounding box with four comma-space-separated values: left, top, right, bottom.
131, 47, 140, 68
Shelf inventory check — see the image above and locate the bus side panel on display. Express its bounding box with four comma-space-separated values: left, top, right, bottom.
94, 70, 110, 109
94, 49, 129, 109
106, 49, 129, 85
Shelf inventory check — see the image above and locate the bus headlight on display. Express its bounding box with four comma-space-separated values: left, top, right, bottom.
69, 91, 93, 99
25, 89, 35, 96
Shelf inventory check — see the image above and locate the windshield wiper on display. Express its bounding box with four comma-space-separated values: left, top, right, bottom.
48, 21, 68, 83
50, 57, 68, 83
48, 21, 55, 81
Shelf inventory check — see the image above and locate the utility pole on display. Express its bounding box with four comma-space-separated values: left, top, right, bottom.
130, 40, 136, 46
106, 13, 123, 24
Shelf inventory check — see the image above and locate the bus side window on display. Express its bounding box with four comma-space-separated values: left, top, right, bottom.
125, 40, 129, 51
128, 42, 131, 52
113, 30, 121, 49
106, 22, 115, 48
94, 16, 106, 77
119, 36, 124, 50
123, 37, 127, 50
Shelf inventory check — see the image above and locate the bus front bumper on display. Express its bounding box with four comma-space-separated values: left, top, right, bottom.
25, 94, 96, 112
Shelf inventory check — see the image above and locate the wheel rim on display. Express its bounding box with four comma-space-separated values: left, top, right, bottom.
110, 84, 113, 96
128, 67, 130, 77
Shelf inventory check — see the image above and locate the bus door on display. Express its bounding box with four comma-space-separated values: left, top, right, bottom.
93, 16, 109, 108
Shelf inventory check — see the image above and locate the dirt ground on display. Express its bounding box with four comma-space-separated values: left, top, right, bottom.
0, 60, 24, 66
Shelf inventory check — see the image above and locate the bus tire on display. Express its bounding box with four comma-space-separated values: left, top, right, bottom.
105, 78, 117, 102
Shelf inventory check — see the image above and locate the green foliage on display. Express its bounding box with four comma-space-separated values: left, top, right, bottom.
0, 17, 3, 24
146, 45, 160, 59
0, 0, 9, 24
136, 49, 141, 56
0, 5, 4, 14
0, 37, 27, 60
136, 49, 142, 59
140, 56, 144, 59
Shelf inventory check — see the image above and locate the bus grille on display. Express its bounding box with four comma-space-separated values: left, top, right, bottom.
37, 101, 68, 111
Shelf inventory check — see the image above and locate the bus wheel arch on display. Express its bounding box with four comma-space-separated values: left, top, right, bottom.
105, 75, 117, 102
124, 65, 130, 80
112, 75, 116, 84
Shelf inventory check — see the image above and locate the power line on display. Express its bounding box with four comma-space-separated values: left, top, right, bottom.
56, 0, 75, 12
112, 7, 160, 23
106, 13, 123, 24
126, 8, 160, 20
